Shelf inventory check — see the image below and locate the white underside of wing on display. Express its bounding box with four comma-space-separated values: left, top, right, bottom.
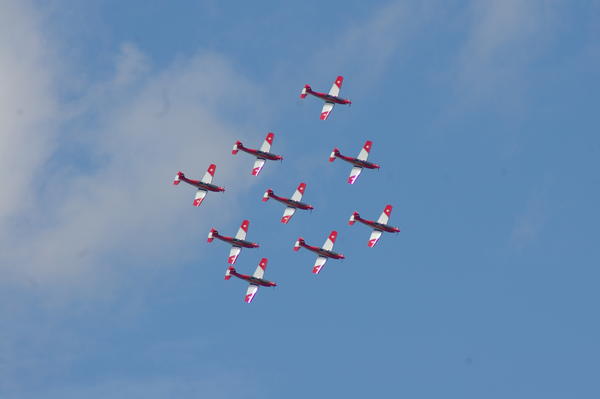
200, 172, 213, 185
322, 237, 335, 251
290, 189, 304, 202
234, 224, 247, 241
348, 166, 362, 184
228, 246, 242, 264
377, 211, 390, 225
312, 256, 328, 274
368, 230, 383, 248
252, 264, 265, 279
252, 158, 266, 176
245, 284, 259, 303
357, 148, 370, 161
328, 81, 341, 97
281, 207, 296, 224
320, 102, 334, 120
259, 141, 271, 153
193, 189, 207, 207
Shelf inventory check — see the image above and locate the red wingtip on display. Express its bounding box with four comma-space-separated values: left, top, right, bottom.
207, 164, 216, 176
328, 231, 338, 243
259, 258, 268, 270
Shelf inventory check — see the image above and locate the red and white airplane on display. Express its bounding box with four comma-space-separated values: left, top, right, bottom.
300, 76, 351, 120
208, 219, 259, 265
349, 205, 400, 247
293, 231, 345, 274
173, 164, 225, 206
225, 258, 277, 303
263, 182, 314, 224
232, 132, 283, 176
329, 140, 380, 184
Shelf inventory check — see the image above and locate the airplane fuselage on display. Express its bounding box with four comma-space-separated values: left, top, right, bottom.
301, 243, 344, 259
307, 89, 351, 105
356, 218, 400, 233
215, 234, 259, 248
337, 154, 379, 169
180, 176, 225, 192
230, 270, 276, 287
269, 193, 313, 210
238, 145, 283, 161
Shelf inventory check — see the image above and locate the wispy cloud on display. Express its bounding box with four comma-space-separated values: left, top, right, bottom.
0, 6, 268, 296
0, 1, 60, 227
453, 0, 562, 104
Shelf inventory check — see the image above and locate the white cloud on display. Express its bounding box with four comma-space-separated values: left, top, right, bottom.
312, 1, 428, 87
454, 0, 561, 103
0, 4, 269, 297
0, 1, 60, 228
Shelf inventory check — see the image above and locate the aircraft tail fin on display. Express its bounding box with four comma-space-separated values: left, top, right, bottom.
225, 266, 234, 280
300, 84, 310, 99
349, 212, 359, 225
329, 148, 339, 162
232, 141, 241, 155
173, 171, 183, 185
262, 189, 272, 202
293, 238, 304, 251
207, 228, 217, 243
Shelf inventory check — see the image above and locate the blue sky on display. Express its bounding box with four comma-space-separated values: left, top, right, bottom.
1, 1, 600, 398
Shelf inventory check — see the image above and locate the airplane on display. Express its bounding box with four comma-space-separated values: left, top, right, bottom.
329, 140, 380, 184
208, 219, 259, 265
225, 258, 277, 303
262, 182, 314, 224
300, 75, 351, 120
172, 164, 225, 206
349, 205, 400, 247
232, 132, 283, 176
293, 231, 345, 274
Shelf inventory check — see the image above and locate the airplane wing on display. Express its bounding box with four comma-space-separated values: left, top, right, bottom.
356, 140, 372, 161
348, 166, 362, 184
320, 102, 335, 120
252, 258, 267, 279
259, 132, 274, 153
245, 284, 259, 303
328, 76, 344, 97
322, 231, 337, 251
281, 207, 296, 224
234, 220, 249, 240
252, 158, 266, 176
228, 246, 241, 264
368, 230, 383, 248
377, 204, 393, 225
193, 189, 207, 207
290, 182, 306, 202
312, 256, 328, 274
200, 164, 216, 184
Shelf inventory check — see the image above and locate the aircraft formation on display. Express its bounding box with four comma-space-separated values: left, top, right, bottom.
173, 76, 400, 303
